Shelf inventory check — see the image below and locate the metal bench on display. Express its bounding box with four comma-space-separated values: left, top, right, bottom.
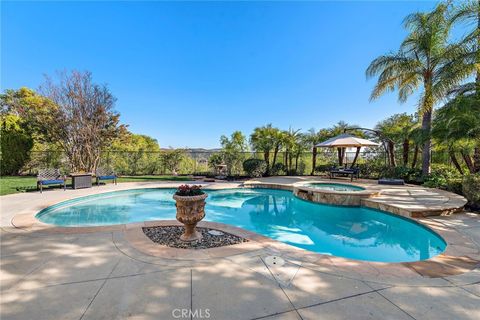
37, 168, 67, 193
95, 167, 117, 186
329, 167, 360, 182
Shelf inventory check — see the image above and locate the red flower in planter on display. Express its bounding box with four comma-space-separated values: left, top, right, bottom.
175, 184, 204, 196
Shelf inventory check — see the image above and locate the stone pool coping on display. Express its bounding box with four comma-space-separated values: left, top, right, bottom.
292, 181, 380, 206
4, 179, 478, 279
244, 178, 467, 218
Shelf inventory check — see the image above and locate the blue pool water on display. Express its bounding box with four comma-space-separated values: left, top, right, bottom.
306, 183, 365, 191
36, 188, 446, 262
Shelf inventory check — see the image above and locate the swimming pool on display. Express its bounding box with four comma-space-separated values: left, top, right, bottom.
305, 183, 365, 191
36, 188, 446, 262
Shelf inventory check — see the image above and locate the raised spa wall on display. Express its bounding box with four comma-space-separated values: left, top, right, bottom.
293, 185, 379, 206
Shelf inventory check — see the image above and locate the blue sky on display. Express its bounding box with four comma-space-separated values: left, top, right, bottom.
2, 1, 438, 148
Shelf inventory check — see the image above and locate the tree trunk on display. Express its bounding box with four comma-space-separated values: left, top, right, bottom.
461, 151, 475, 173
387, 141, 396, 167
421, 109, 432, 175
272, 144, 279, 167
311, 147, 317, 175
411, 144, 419, 168
402, 139, 409, 166
350, 147, 361, 168
474, 146, 480, 173
421, 75, 434, 176
264, 151, 270, 176
449, 150, 464, 175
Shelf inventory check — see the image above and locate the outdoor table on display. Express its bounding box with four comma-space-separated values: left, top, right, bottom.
70, 173, 93, 189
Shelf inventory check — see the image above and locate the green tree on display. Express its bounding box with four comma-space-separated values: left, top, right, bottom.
0, 114, 34, 175
449, 0, 480, 171
375, 113, 417, 167
38, 71, 126, 172
367, 4, 469, 175
220, 131, 248, 176
109, 133, 160, 175
0, 87, 51, 174
159, 149, 186, 175
432, 94, 480, 173
250, 124, 278, 175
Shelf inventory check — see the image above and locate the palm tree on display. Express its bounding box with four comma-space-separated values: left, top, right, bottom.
366, 4, 470, 175
450, 0, 479, 93
282, 127, 301, 173
433, 94, 480, 173
250, 124, 278, 175
375, 113, 417, 167
449, 0, 480, 171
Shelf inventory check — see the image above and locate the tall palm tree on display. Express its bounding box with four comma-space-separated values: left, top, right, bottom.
366, 4, 470, 175
250, 124, 277, 175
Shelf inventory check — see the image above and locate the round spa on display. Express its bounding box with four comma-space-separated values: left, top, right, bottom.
293, 182, 379, 206
35, 188, 445, 263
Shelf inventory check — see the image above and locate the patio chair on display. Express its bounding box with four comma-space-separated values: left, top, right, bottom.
329, 166, 360, 181
37, 168, 67, 193
95, 167, 117, 186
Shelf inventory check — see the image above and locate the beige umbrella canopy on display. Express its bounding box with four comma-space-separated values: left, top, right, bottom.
314, 133, 379, 168
315, 133, 379, 148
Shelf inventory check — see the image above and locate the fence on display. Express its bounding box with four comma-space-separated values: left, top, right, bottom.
20, 148, 458, 177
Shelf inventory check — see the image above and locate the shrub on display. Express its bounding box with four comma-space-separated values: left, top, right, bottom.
356, 163, 387, 179
271, 163, 286, 176
423, 165, 462, 190
381, 166, 422, 183
462, 174, 480, 210
243, 159, 267, 178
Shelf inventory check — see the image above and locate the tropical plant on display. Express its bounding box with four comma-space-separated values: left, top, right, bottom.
375, 113, 418, 167
367, 3, 470, 175
432, 94, 480, 174
449, 0, 480, 172
250, 124, 278, 175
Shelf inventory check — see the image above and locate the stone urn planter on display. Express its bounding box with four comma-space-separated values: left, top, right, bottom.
173, 187, 208, 242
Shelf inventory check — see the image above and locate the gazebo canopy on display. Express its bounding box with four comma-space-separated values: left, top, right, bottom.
315, 133, 379, 148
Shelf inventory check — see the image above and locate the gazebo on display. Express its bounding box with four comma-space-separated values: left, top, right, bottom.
313, 133, 379, 168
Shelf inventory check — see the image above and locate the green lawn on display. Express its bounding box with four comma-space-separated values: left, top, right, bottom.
0, 175, 191, 196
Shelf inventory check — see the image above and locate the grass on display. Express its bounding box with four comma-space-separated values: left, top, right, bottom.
0, 175, 191, 196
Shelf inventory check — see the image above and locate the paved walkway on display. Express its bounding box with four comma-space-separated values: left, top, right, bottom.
1, 179, 479, 320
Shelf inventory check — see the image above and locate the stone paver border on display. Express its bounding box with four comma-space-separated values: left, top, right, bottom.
5, 180, 479, 278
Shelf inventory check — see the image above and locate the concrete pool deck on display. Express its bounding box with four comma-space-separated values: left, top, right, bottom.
1, 178, 479, 320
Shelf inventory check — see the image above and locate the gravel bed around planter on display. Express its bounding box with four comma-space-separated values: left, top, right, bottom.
142, 226, 248, 249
